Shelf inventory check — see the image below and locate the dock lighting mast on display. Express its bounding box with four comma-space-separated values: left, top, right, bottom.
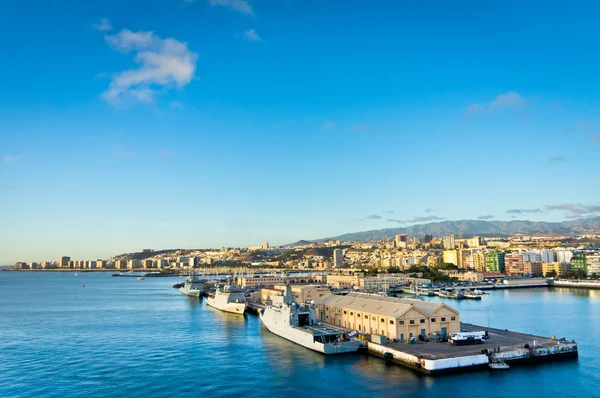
485, 305, 493, 329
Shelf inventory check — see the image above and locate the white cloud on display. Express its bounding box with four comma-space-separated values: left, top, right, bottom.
349, 124, 370, 131
208, 0, 253, 15
93, 18, 113, 31
320, 121, 335, 131
467, 91, 525, 115
571, 120, 588, 130
101, 29, 198, 105
157, 149, 173, 157
244, 28, 261, 42
3, 155, 25, 164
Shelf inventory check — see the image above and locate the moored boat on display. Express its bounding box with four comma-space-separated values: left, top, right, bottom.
179, 274, 202, 297
259, 285, 361, 355
205, 281, 246, 314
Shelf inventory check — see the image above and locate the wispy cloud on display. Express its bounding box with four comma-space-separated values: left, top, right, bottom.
570, 120, 588, 130
321, 121, 335, 131
349, 124, 369, 131
387, 215, 445, 224
3, 154, 25, 164
549, 156, 567, 163
506, 208, 544, 215
382, 210, 394, 214
110, 144, 136, 159
0, 185, 18, 192
101, 29, 198, 105
477, 215, 495, 220
545, 203, 600, 219
467, 91, 525, 115
366, 214, 382, 220
157, 149, 173, 157
548, 101, 563, 111
93, 18, 113, 31
424, 208, 433, 213
208, 0, 253, 15
244, 29, 261, 42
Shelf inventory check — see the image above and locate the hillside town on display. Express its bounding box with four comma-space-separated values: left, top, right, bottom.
12, 233, 600, 281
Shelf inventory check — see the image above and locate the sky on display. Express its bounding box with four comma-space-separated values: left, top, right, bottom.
1, 0, 600, 263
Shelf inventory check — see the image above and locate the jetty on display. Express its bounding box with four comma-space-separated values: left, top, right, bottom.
368, 323, 577, 375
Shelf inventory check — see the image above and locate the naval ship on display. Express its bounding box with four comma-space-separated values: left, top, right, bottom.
179, 274, 202, 297
259, 285, 361, 355
205, 281, 247, 315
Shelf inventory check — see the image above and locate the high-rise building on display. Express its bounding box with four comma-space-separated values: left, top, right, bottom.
442, 250, 459, 266
443, 235, 455, 250
468, 236, 482, 248
473, 252, 486, 272
262, 242, 270, 249
555, 250, 573, 264
542, 262, 569, 277
395, 234, 409, 248
115, 259, 127, 269
586, 255, 600, 276
421, 234, 433, 243
157, 259, 168, 268
333, 249, 344, 268
524, 262, 543, 276
59, 256, 70, 268
570, 253, 587, 275
524, 251, 542, 263
485, 251, 505, 273
540, 250, 556, 263
505, 253, 525, 276
128, 259, 142, 269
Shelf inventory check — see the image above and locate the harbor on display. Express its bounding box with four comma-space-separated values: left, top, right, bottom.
0, 271, 593, 397
243, 287, 578, 375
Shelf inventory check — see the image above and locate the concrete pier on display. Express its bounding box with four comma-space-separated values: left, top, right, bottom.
367, 323, 577, 375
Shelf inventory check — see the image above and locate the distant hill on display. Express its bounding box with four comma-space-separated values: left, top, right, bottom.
318, 217, 600, 242
113, 249, 186, 261
286, 240, 313, 247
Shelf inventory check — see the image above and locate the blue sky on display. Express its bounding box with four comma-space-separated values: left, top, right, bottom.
1, 0, 600, 263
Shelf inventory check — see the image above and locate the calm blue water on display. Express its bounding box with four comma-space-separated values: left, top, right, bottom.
0, 272, 597, 397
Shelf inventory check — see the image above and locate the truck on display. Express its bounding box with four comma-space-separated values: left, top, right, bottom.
449, 331, 487, 346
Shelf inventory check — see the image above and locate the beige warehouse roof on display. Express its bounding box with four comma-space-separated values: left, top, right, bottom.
316, 292, 459, 318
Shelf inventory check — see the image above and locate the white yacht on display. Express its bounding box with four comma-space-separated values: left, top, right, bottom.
259, 285, 361, 355
205, 281, 246, 314
179, 275, 202, 297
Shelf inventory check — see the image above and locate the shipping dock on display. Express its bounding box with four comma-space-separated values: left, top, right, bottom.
368, 323, 578, 375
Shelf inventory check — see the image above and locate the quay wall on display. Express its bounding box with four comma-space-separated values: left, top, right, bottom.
552, 280, 600, 290
367, 342, 489, 375
491, 341, 578, 364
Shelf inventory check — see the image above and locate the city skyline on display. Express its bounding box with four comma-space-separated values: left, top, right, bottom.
2, 1, 600, 263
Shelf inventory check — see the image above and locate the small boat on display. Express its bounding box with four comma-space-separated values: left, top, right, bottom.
489, 360, 510, 370
463, 290, 482, 300
137, 276, 145, 280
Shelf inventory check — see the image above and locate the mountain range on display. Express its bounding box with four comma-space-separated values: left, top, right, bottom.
315, 217, 600, 242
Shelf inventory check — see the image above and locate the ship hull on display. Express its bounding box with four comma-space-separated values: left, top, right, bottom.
179, 287, 200, 297
259, 310, 360, 355
206, 297, 246, 314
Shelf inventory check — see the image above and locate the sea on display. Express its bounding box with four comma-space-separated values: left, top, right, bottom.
0, 272, 598, 398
